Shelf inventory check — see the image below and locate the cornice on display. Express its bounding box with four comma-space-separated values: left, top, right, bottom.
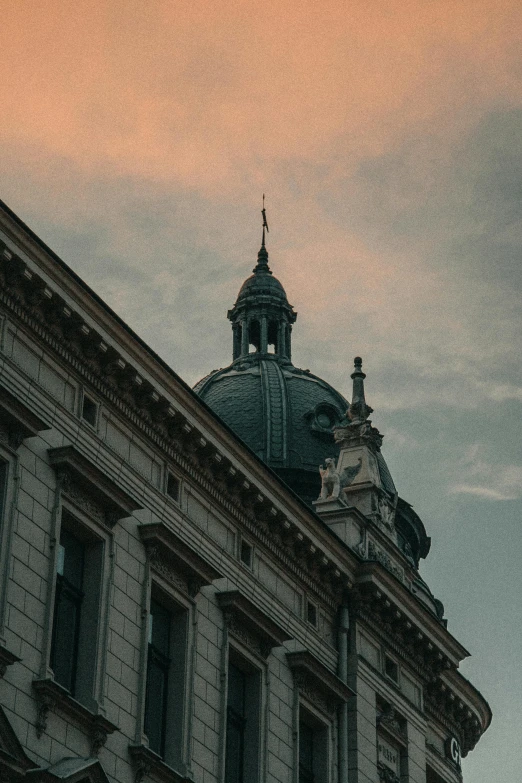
218, 589, 293, 658
286, 649, 354, 716
48, 445, 143, 525
0, 242, 354, 607
139, 522, 223, 597
0, 381, 51, 449
353, 564, 469, 667
425, 668, 491, 758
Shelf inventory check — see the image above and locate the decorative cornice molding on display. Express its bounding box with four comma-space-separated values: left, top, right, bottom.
218, 590, 292, 659
0, 645, 21, 678
0, 249, 352, 607
48, 445, 143, 526
350, 583, 453, 683
425, 679, 483, 758
139, 522, 223, 597
286, 649, 353, 718
0, 382, 50, 450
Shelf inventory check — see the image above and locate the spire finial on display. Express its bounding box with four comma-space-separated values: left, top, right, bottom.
261, 193, 269, 249
347, 356, 373, 423
254, 194, 270, 273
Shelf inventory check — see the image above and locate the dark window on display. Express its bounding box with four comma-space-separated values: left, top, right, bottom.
50, 528, 85, 694
166, 472, 180, 503
299, 710, 328, 783
0, 462, 8, 525
81, 394, 98, 427
307, 600, 317, 627
299, 721, 315, 783
240, 540, 252, 568
145, 600, 171, 757
385, 655, 399, 683
426, 766, 446, 783
226, 662, 247, 783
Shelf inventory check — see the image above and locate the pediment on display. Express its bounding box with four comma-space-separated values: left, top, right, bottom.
48, 445, 143, 525
0, 705, 35, 779
27, 757, 110, 783
0, 383, 50, 449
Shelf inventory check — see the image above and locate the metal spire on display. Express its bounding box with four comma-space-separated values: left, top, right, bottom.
255, 194, 270, 273
261, 193, 269, 248
348, 357, 373, 423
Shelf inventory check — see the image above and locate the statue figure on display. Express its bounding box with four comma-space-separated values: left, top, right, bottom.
318, 457, 363, 500
319, 458, 340, 500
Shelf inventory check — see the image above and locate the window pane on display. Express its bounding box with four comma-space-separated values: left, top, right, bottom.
228, 663, 246, 716
299, 721, 314, 776
145, 599, 172, 757
145, 653, 169, 755
0, 462, 7, 526
225, 663, 247, 783
225, 712, 244, 783
50, 528, 84, 695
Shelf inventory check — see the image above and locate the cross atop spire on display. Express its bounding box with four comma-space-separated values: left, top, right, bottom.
255, 194, 270, 273
261, 193, 269, 248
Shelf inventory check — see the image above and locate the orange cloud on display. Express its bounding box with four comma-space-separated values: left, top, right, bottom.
2, 0, 522, 192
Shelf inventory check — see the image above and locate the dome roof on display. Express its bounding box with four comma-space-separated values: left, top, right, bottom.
236, 269, 289, 304
195, 357, 349, 504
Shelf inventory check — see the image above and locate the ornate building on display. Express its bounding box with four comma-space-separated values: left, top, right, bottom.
0, 198, 490, 783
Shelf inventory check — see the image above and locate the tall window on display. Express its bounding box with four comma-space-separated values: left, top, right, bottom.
225, 657, 261, 783
143, 593, 188, 767
0, 461, 7, 524
299, 721, 315, 783
50, 528, 85, 694
145, 600, 171, 757
49, 512, 103, 709
226, 663, 247, 783
298, 710, 328, 783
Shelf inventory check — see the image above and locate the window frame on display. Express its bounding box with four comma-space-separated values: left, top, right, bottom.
142, 582, 192, 771
224, 642, 265, 783
34, 444, 140, 747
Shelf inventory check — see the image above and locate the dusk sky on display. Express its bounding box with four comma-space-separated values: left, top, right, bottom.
2, 2, 521, 780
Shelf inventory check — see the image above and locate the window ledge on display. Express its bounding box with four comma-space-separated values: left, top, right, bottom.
32, 679, 117, 755
129, 744, 192, 783
0, 644, 21, 678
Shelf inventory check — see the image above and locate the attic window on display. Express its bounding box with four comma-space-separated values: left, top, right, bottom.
384, 655, 399, 683
166, 472, 180, 503
240, 539, 253, 568
81, 394, 98, 427
307, 600, 317, 627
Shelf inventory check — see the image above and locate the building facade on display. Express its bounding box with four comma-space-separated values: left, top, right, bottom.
0, 200, 490, 783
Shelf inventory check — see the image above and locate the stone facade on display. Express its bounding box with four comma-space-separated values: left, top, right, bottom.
0, 201, 490, 783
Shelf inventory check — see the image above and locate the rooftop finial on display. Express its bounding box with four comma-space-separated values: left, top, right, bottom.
347, 356, 373, 423
261, 193, 269, 248
254, 194, 270, 273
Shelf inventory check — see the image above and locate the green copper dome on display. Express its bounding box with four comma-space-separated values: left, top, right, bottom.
194, 238, 349, 504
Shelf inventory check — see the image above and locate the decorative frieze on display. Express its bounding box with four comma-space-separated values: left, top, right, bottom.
350, 582, 453, 682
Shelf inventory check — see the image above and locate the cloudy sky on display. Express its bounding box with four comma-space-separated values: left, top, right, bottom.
2, 1, 521, 779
